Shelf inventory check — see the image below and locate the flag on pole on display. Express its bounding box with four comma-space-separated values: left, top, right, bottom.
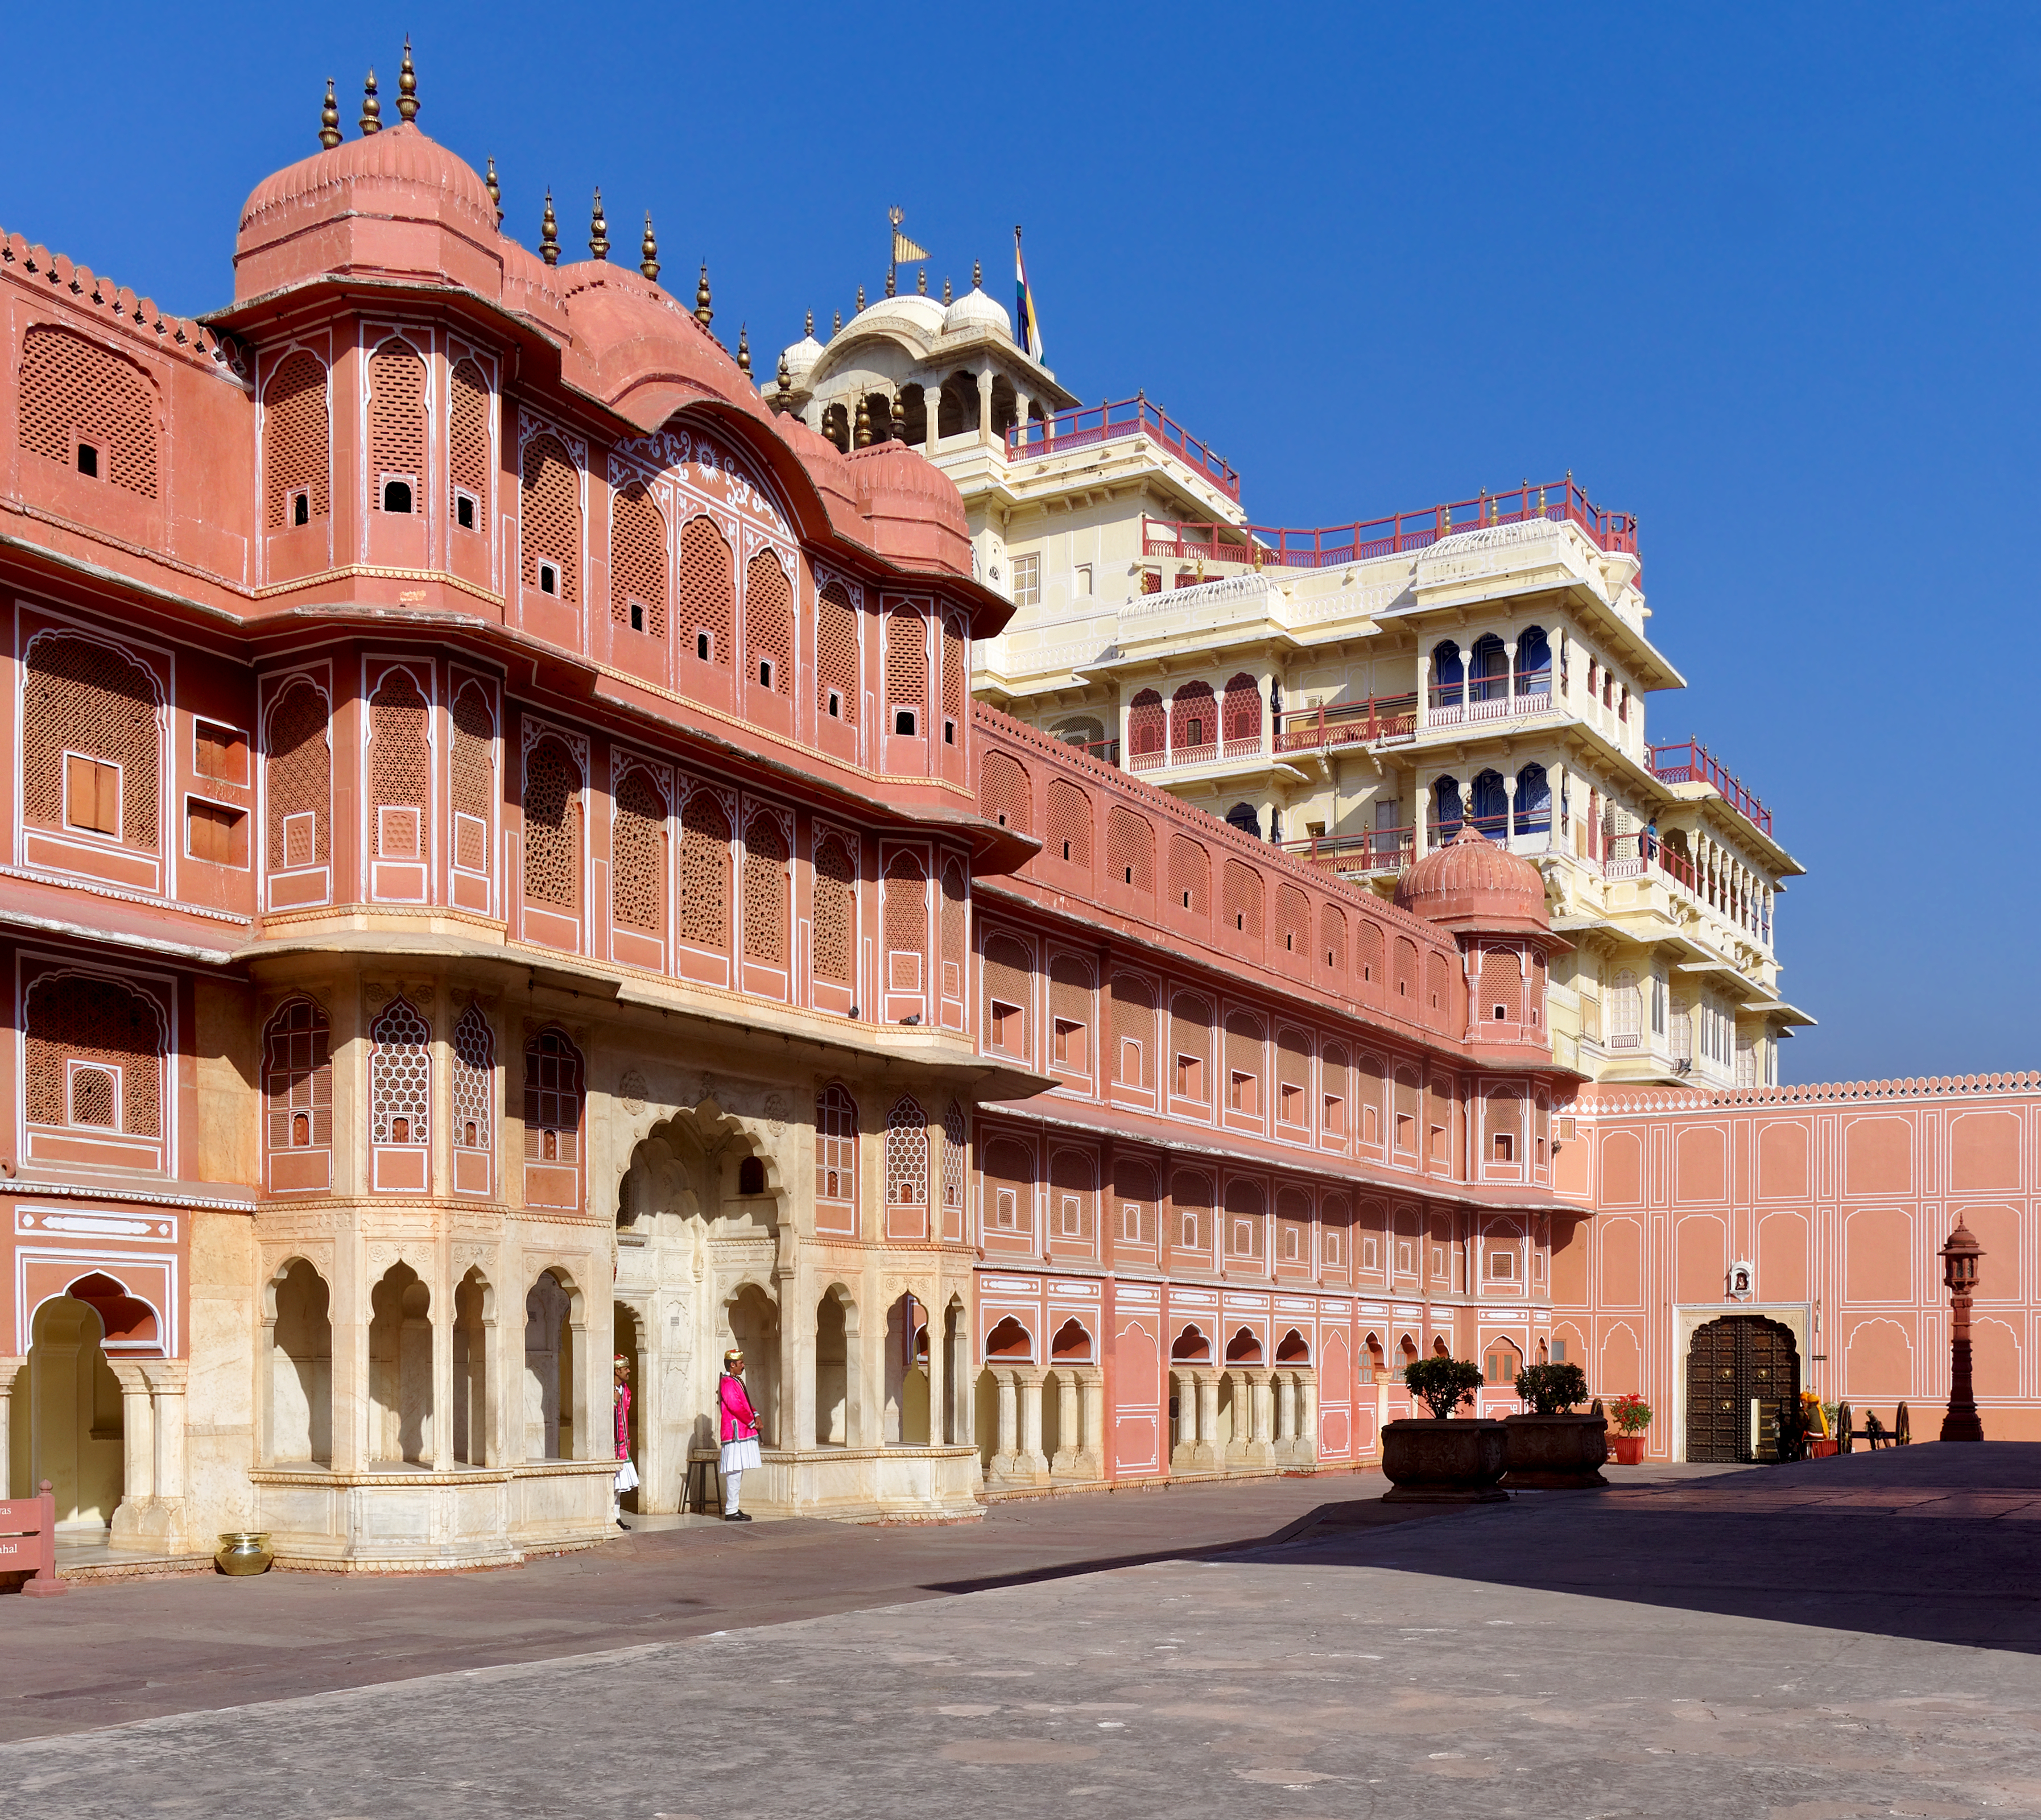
891, 227, 930, 264
1014, 225, 1044, 362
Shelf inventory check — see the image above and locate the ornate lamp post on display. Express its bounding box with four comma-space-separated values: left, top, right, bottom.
1938, 1218, 1984, 1443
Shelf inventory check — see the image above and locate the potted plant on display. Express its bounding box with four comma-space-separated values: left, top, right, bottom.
1500, 1363, 1608, 1490
1608, 1393, 1651, 1465
1381, 1357, 1507, 1504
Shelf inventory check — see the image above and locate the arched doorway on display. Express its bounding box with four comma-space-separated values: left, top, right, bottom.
1685, 1314, 1800, 1462
18, 1294, 125, 1531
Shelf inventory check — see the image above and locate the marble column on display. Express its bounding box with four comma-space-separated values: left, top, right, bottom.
1243, 1368, 1275, 1469
1193, 1371, 1221, 1472
142, 1360, 189, 1548
1018, 1367, 1048, 1480
1051, 1370, 1081, 1477
1079, 1368, 1105, 1479
108, 1361, 155, 1548
1171, 1373, 1197, 1471
994, 1370, 1019, 1479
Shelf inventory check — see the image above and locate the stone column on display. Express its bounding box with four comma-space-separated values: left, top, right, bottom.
0, 1358, 22, 1498
332, 1245, 369, 1475
1298, 1369, 1319, 1466
1194, 1370, 1221, 1472
1276, 1372, 1297, 1456
1079, 1368, 1105, 1479
1503, 774, 1518, 849
1505, 636, 1518, 710
1171, 1373, 1196, 1471
1244, 1368, 1275, 1469
142, 1360, 189, 1548
1417, 648, 1431, 734
994, 1370, 1019, 1478
924, 387, 940, 458
109, 1362, 155, 1548
1018, 1367, 1048, 1480
976, 367, 995, 449
1051, 1370, 1081, 1477
924, 1288, 947, 1452
431, 1270, 454, 1473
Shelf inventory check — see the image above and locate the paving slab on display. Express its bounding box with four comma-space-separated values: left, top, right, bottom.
5, 1447, 2036, 1819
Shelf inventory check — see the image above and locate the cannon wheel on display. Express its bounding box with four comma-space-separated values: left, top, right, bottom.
1895, 1401, 1911, 1446
1836, 1401, 1854, 1453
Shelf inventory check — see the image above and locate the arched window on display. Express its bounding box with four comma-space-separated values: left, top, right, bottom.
1222, 858, 1263, 938
812, 833, 857, 987
1107, 806, 1154, 894
1225, 1179, 1265, 1260
610, 482, 667, 638
1432, 639, 1464, 704
941, 857, 968, 1000
981, 751, 1030, 833
449, 681, 495, 878
263, 998, 331, 1156
1485, 1336, 1524, 1386
885, 1096, 927, 1206
1471, 769, 1507, 834
884, 602, 926, 733
367, 666, 430, 864
1170, 834, 1209, 917
677, 788, 731, 951
23, 631, 160, 850
816, 1084, 858, 1207
882, 849, 927, 993
17, 323, 158, 498
1470, 633, 1509, 702
816, 581, 858, 723
266, 676, 329, 874
742, 812, 790, 966
263, 349, 329, 528
1221, 673, 1261, 751
367, 338, 426, 514
1432, 776, 1463, 837
942, 1100, 968, 1223
612, 765, 668, 934
1172, 1168, 1212, 1251
1171, 681, 1216, 755
745, 551, 792, 694
1225, 802, 1260, 837
943, 614, 967, 735
1128, 689, 1165, 759
523, 1028, 583, 1167
1515, 763, 1551, 834
522, 736, 582, 913
519, 433, 580, 602
1046, 780, 1091, 869
452, 1002, 493, 1157
369, 996, 429, 1147
1517, 626, 1552, 694
448, 358, 490, 527
679, 516, 734, 669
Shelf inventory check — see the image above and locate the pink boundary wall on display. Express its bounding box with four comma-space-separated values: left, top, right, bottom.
1555, 1076, 2041, 1453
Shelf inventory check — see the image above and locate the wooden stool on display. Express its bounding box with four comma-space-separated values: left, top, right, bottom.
684, 1449, 724, 1515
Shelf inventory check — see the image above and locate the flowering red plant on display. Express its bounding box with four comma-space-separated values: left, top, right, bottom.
1609, 1393, 1652, 1436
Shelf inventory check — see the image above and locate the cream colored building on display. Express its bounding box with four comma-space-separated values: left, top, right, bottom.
776, 283, 1809, 1090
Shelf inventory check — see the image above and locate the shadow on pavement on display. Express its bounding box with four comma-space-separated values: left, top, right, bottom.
1244, 1440, 2041, 1654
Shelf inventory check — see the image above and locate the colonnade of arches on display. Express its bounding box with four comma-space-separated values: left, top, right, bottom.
1162, 1322, 1317, 1472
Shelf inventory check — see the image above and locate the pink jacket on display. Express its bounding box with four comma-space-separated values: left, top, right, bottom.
613, 1383, 632, 1460
719, 1372, 759, 1444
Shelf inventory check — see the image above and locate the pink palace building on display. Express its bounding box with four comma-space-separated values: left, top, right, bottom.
0, 61, 2034, 1570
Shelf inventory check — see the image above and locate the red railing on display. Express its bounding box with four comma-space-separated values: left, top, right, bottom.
1283, 827, 1419, 878
1648, 740, 1773, 838
1005, 394, 1240, 499
1274, 694, 1419, 752
1142, 475, 1638, 571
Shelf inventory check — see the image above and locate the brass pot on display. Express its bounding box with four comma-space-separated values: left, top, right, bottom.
215, 1531, 274, 1575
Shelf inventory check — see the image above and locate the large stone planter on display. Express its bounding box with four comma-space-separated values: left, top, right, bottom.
1500, 1413, 1609, 1490
1381, 1417, 1509, 1503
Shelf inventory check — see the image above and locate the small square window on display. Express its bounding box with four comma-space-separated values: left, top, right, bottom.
1493, 1131, 1515, 1163
76, 442, 100, 479
697, 631, 712, 662
629, 602, 644, 633
381, 477, 414, 514
64, 753, 121, 837
292, 490, 310, 527
944, 719, 956, 746
1176, 1053, 1201, 1097
827, 690, 842, 718
758, 659, 774, 689
1494, 1003, 1508, 1020
990, 1001, 1021, 1053
194, 720, 250, 784
455, 491, 477, 531
539, 562, 558, 595
1323, 1094, 1345, 1136
1053, 1019, 1084, 1068
895, 708, 918, 737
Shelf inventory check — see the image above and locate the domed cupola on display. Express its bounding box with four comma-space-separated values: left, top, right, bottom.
1394, 824, 1549, 936
941, 275, 1013, 342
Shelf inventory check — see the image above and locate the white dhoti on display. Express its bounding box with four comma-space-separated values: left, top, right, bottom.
720, 1436, 761, 1513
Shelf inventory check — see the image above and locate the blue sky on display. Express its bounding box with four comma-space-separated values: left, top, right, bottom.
2, 4, 2031, 1082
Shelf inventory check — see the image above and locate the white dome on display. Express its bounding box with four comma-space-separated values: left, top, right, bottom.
942, 282, 1011, 341
846, 293, 947, 345
781, 332, 825, 384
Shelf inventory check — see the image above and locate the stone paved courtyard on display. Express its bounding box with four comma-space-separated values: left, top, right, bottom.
3, 1447, 2039, 1819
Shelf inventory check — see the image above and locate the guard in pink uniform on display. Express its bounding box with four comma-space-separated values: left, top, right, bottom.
611, 1354, 637, 1528
718, 1348, 761, 1521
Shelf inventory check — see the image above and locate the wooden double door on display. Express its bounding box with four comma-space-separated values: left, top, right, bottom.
1685, 1315, 1800, 1462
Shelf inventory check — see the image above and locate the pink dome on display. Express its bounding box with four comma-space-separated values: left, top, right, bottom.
1394, 824, 1548, 934
847, 441, 971, 577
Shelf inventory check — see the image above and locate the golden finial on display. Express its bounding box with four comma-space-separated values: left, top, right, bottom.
485, 157, 502, 227
916, 266, 927, 295
694, 260, 713, 329
805, 308, 813, 337
853, 396, 872, 448
396, 36, 419, 123
856, 284, 866, 314
319, 78, 342, 150
885, 264, 896, 300
832, 310, 841, 336
772, 351, 791, 414
972, 259, 982, 288
360, 68, 382, 135
639, 212, 659, 281
589, 188, 610, 261
944, 276, 953, 304
539, 189, 559, 266
737, 324, 751, 374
